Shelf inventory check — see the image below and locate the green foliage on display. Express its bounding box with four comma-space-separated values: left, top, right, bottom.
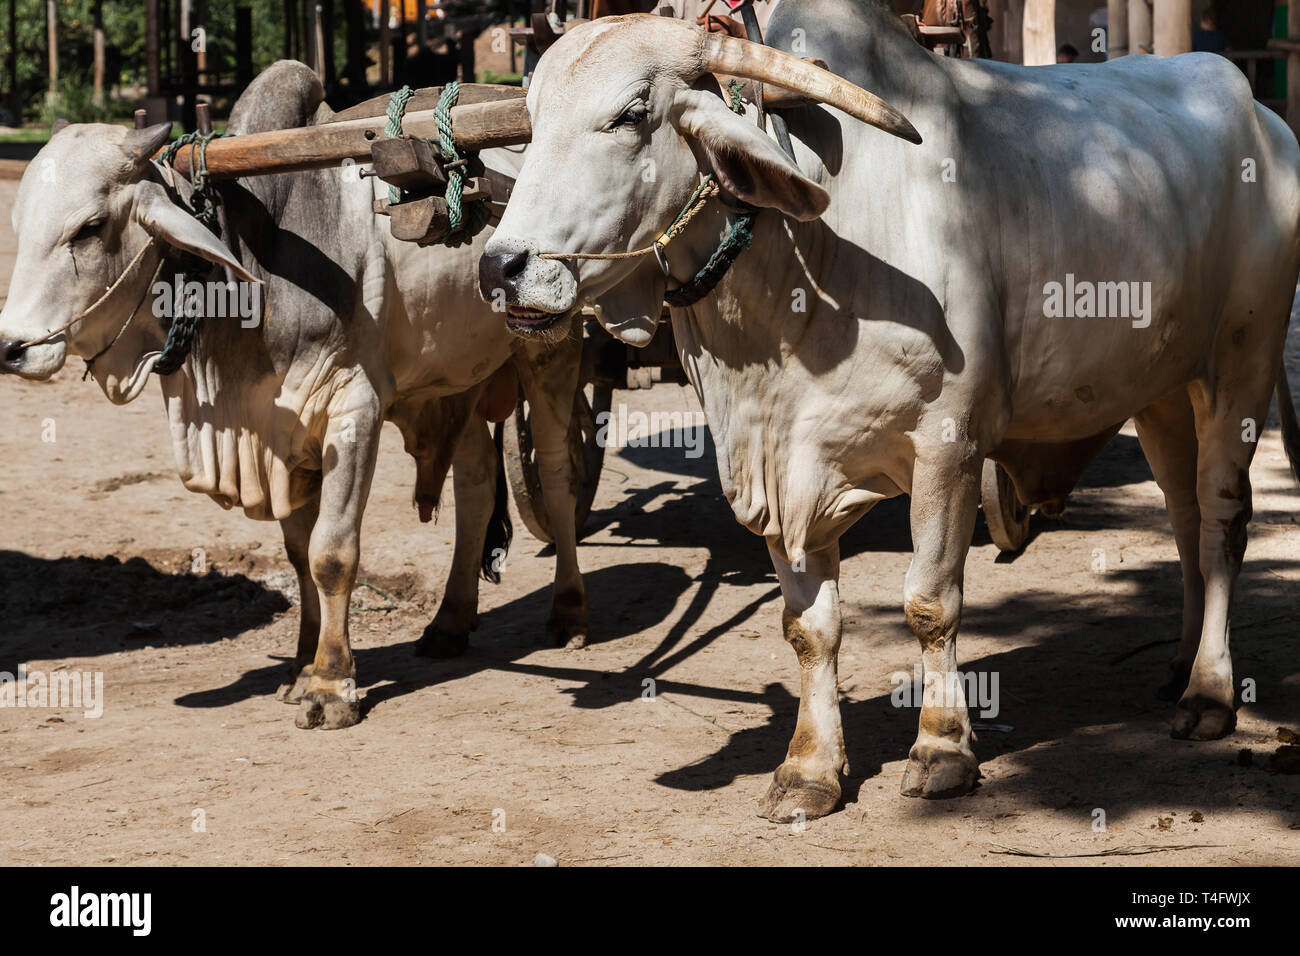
40, 69, 121, 124
0, 0, 312, 122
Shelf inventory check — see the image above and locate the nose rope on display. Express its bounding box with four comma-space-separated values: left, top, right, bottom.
538, 176, 720, 270
18, 238, 160, 349
535, 80, 755, 299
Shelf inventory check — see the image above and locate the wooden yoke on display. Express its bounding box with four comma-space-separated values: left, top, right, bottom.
160, 84, 531, 180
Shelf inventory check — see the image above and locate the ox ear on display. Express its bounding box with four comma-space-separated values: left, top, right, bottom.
134, 181, 260, 284
675, 88, 829, 222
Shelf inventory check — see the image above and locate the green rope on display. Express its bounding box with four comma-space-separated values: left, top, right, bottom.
434, 81, 465, 236
726, 78, 747, 114
663, 81, 756, 308
384, 84, 415, 205
383, 81, 488, 246
154, 130, 230, 375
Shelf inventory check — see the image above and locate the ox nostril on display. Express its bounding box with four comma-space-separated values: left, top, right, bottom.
0, 340, 25, 370
500, 250, 529, 280
479, 250, 532, 298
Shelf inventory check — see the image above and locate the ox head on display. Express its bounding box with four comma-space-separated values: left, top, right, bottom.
0, 122, 255, 402
479, 14, 919, 345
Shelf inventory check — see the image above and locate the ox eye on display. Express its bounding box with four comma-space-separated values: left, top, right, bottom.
71, 219, 105, 243
610, 104, 647, 130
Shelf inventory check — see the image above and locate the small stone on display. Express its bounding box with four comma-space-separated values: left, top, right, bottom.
534, 852, 558, 867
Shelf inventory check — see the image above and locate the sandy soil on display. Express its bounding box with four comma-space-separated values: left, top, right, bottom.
1, 174, 1298, 867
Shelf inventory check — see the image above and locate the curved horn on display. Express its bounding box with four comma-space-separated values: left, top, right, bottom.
695, 29, 921, 144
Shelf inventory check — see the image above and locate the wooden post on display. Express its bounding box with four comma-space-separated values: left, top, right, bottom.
134, 108, 148, 129
1003, 0, 1024, 64
283, 0, 294, 60
1022, 0, 1055, 65
1290, 0, 1300, 139
6, 0, 17, 121
313, 4, 326, 81
178, 0, 197, 131
1128, 0, 1151, 55
195, 0, 207, 87
416, 0, 428, 46
145, 0, 165, 123
379, 0, 391, 87
1152, 0, 1190, 57
93, 0, 105, 105
236, 7, 253, 88
45, 0, 58, 92
302, 0, 316, 71
344, 0, 366, 88
1106, 0, 1128, 57
320, 0, 336, 86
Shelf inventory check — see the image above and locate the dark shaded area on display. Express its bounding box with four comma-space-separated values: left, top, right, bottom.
0, 551, 288, 669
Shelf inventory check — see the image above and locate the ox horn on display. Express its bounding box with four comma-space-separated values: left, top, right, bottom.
691, 24, 921, 145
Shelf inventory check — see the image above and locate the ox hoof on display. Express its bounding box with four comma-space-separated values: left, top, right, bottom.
275, 667, 313, 705
414, 625, 469, 659
547, 616, 589, 650
294, 693, 361, 730
758, 764, 841, 823
1171, 695, 1236, 740
900, 742, 979, 799
1156, 661, 1192, 702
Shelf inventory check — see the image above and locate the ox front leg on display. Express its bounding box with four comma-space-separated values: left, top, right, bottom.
295, 408, 380, 731
276, 494, 322, 703
759, 543, 847, 823
517, 338, 589, 649
900, 451, 981, 798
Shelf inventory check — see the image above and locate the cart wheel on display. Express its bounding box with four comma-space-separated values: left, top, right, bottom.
504, 383, 610, 544
981, 458, 1031, 553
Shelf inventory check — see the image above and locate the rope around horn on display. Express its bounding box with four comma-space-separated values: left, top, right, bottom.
154, 129, 230, 374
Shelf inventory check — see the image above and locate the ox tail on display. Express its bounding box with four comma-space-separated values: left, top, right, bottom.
480, 422, 513, 584
1278, 359, 1300, 486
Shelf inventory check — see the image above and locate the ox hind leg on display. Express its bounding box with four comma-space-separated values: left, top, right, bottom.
759, 543, 847, 823
900, 446, 981, 798
516, 331, 589, 648
1133, 390, 1205, 702
415, 414, 504, 658
275, 493, 322, 703
295, 404, 382, 730
1172, 360, 1275, 740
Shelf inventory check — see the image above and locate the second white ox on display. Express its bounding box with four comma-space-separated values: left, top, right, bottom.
0, 63, 591, 730
480, 2, 1300, 820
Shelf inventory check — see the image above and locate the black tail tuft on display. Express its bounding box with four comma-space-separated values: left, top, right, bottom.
480, 421, 513, 584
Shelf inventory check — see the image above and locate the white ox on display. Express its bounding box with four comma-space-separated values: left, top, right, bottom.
0, 63, 591, 730
480, 2, 1300, 820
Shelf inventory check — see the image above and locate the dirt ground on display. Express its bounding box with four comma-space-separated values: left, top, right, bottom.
1, 174, 1298, 867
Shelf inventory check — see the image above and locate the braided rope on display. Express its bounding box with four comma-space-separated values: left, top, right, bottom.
383, 81, 488, 246
384, 84, 415, 205
726, 78, 747, 114
154, 130, 230, 375
434, 81, 465, 235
